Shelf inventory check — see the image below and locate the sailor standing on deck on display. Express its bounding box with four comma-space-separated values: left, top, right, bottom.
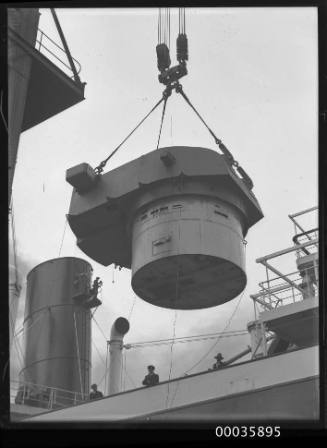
212, 352, 225, 370
89, 383, 103, 400
142, 365, 159, 387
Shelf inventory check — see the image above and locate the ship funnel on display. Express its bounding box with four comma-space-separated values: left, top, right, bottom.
107, 317, 130, 396
18, 257, 94, 406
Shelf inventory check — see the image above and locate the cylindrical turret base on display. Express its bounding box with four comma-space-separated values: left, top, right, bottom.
131, 194, 246, 309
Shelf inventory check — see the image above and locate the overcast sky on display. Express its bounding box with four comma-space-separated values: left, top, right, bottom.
10, 7, 318, 394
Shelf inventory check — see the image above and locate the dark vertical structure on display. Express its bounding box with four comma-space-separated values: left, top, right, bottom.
19, 257, 93, 402
8, 8, 40, 206
8, 7, 86, 349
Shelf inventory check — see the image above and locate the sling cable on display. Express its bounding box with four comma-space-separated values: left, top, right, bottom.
94, 8, 254, 192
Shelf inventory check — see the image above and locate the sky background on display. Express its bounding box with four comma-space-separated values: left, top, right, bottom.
10, 7, 318, 394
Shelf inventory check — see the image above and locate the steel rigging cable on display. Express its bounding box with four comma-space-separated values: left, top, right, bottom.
95, 8, 183, 173
156, 95, 169, 149
172, 83, 254, 190
95, 8, 254, 193
124, 330, 248, 349
156, 8, 171, 72
94, 96, 165, 174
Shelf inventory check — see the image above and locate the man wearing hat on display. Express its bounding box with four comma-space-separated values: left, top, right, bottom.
89, 383, 103, 400
212, 353, 224, 370
142, 365, 159, 387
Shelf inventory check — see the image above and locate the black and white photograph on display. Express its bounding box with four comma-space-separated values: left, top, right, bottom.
6, 4, 322, 434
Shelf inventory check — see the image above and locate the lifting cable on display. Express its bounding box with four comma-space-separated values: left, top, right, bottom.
168, 8, 171, 49
95, 7, 253, 192
94, 82, 253, 190
179, 8, 186, 35
94, 96, 165, 174
174, 84, 254, 190
158, 8, 170, 48
156, 96, 169, 149
165, 8, 170, 48
94, 9, 173, 174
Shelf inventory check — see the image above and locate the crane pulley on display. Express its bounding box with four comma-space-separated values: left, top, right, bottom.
156, 8, 188, 86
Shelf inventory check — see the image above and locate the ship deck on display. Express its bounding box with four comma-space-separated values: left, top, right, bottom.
22, 345, 319, 422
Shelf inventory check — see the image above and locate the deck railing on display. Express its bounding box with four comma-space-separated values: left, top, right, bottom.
251, 265, 317, 312
35, 28, 82, 80
11, 379, 87, 411
251, 221, 318, 314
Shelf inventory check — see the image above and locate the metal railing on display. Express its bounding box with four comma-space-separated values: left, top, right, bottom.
11, 379, 87, 411
293, 228, 319, 258
288, 206, 318, 235
289, 206, 318, 256
35, 28, 82, 80
251, 205, 318, 314
251, 265, 318, 311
